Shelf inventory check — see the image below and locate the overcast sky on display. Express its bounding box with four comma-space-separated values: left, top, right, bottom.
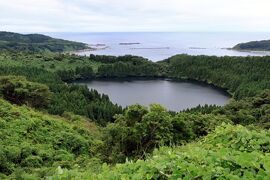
1, 0, 270, 32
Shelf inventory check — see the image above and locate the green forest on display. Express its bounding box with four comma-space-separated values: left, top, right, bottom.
0, 36, 270, 179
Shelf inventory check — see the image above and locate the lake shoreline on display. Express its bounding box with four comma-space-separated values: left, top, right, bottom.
74, 77, 230, 111
73, 76, 231, 98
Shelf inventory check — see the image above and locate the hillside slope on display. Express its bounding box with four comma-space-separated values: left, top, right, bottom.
0, 31, 88, 52
0, 99, 102, 179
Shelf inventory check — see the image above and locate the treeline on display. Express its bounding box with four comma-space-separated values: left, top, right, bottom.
0, 52, 166, 81
56, 54, 165, 79
97, 61, 163, 77
56, 66, 94, 81
162, 54, 270, 99
89, 54, 149, 64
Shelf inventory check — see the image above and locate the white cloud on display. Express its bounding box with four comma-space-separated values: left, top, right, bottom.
0, 0, 270, 32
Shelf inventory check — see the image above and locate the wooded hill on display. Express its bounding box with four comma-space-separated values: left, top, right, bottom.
233, 39, 270, 51
0, 31, 88, 52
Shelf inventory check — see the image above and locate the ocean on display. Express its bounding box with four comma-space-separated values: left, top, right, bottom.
46, 32, 270, 62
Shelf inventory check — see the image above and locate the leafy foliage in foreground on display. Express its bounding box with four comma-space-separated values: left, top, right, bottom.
0, 99, 102, 179
103, 104, 230, 163
0, 84, 269, 179
2, 93, 268, 179
48, 124, 270, 179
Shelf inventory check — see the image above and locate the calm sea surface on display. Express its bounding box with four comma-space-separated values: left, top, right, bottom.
76, 79, 230, 111
47, 32, 270, 61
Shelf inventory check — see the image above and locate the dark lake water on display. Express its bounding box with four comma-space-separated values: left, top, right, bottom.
77, 79, 230, 111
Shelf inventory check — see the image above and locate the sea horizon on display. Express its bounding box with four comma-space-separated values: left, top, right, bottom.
44, 31, 270, 61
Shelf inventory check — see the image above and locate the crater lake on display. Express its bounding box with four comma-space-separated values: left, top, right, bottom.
76, 79, 230, 111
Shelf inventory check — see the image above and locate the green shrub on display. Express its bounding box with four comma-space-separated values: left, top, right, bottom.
59, 124, 270, 180
21, 156, 43, 168
0, 76, 52, 108
103, 104, 173, 163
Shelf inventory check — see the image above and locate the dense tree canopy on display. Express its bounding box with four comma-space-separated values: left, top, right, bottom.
162, 54, 270, 99
103, 104, 173, 162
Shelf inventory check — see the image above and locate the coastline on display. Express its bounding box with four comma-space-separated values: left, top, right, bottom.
64, 44, 110, 54
226, 47, 270, 54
